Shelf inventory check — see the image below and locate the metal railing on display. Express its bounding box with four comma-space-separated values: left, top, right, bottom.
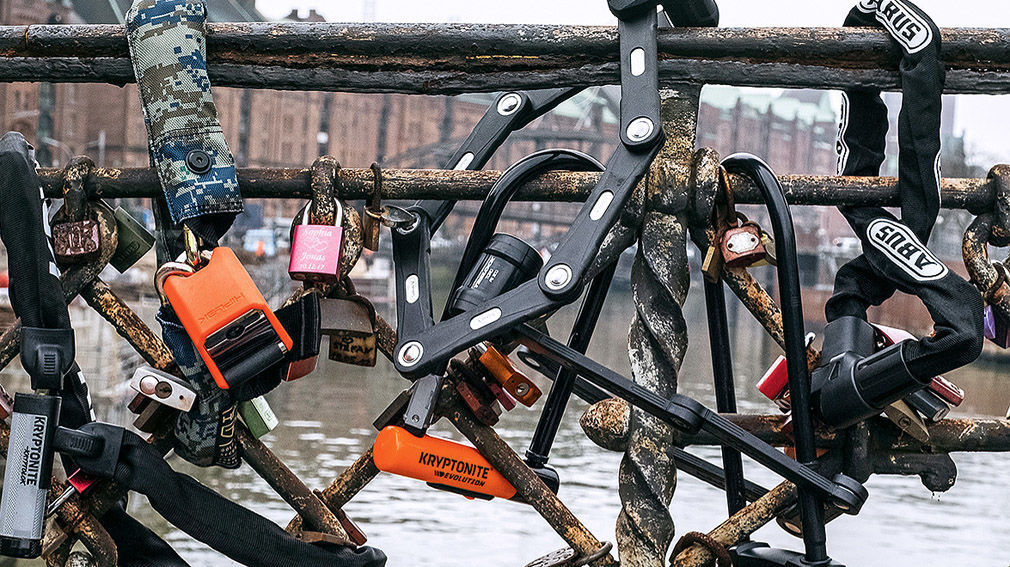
0, 20, 1007, 567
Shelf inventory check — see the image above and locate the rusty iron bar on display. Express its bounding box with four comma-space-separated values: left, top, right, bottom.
285, 447, 380, 535
679, 415, 1010, 453
78, 278, 178, 373
35, 166, 996, 213
1, 24, 1009, 94
442, 384, 616, 566
67, 515, 117, 567
236, 428, 350, 542
672, 481, 797, 567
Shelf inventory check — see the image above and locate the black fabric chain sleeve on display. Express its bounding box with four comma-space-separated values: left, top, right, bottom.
0, 131, 70, 330
827, 0, 982, 377
100, 504, 192, 567
105, 432, 386, 567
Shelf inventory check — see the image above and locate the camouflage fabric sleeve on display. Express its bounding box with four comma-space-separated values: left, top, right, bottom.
126, 0, 242, 241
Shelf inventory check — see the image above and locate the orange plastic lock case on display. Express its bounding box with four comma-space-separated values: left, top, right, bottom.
372, 425, 516, 500
162, 247, 292, 389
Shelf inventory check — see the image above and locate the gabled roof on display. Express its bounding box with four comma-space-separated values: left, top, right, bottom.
70, 0, 264, 24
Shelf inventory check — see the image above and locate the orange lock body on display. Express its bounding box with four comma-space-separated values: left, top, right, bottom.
478, 345, 541, 406
162, 247, 292, 389
373, 426, 516, 500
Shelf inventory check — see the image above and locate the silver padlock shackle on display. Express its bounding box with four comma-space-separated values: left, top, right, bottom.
301, 198, 344, 227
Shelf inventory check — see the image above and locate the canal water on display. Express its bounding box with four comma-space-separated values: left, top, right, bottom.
3, 266, 1009, 567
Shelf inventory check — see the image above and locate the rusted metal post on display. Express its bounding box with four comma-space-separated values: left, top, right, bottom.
286, 448, 380, 535
79, 279, 177, 372
614, 87, 699, 567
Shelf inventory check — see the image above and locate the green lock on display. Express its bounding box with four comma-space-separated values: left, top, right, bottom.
238, 396, 279, 439
110, 206, 155, 273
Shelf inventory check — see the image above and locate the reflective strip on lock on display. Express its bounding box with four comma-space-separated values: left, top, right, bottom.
158, 245, 293, 390
289, 200, 344, 284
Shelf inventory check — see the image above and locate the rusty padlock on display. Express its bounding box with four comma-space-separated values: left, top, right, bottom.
321, 294, 378, 367
721, 214, 767, 268
362, 163, 384, 250
52, 171, 101, 265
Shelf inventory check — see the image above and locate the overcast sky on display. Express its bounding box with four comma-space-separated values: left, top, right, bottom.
258, 0, 1010, 167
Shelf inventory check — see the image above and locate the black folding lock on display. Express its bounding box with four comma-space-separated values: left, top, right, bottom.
447, 234, 543, 316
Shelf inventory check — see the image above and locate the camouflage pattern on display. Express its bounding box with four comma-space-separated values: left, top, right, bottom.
158, 309, 241, 468
126, 0, 242, 224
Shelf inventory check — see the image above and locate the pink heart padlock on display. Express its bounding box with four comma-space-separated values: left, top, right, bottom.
289, 201, 344, 284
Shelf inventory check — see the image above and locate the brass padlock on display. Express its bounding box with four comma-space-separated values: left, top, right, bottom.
721, 217, 766, 268
701, 243, 724, 283
321, 295, 378, 367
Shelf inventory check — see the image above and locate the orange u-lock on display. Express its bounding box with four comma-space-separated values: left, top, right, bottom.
161, 247, 292, 389
373, 426, 516, 500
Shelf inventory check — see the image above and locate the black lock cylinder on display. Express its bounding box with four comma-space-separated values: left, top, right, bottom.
447, 233, 543, 316
815, 316, 927, 428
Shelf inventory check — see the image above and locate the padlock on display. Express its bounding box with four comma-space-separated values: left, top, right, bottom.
51, 174, 102, 265
447, 233, 543, 317
485, 379, 517, 412
760, 231, 777, 265
721, 220, 766, 268
362, 163, 384, 250
133, 401, 174, 434
52, 218, 101, 265
237, 396, 279, 439
321, 295, 378, 367
455, 379, 500, 426
984, 305, 1010, 348
873, 325, 965, 403
159, 247, 293, 390
882, 400, 930, 443
46, 469, 101, 518
756, 355, 791, 412
289, 201, 344, 284
904, 388, 949, 423
335, 509, 367, 546
701, 243, 724, 283
285, 356, 318, 382
474, 343, 542, 406
129, 366, 197, 412
929, 375, 965, 407
373, 388, 413, 431
110, 207, 155, 273
372, 425, 517, 501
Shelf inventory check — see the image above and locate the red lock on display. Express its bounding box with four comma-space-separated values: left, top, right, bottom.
756, 355, 791, 412
289, 201, 343, 284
